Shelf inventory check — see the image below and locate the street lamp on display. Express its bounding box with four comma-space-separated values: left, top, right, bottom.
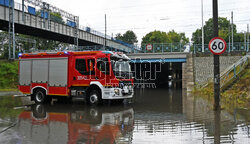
201, 0, 204, 52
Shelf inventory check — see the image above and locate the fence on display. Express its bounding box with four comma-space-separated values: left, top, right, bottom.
132, 42, 250, 53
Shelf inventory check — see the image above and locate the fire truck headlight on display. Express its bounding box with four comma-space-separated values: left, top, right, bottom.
114, 89, 119, 95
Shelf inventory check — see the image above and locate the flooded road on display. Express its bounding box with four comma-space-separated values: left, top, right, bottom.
0, 88, 249, 144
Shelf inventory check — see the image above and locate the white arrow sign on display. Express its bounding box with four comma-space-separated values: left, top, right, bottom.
146, 44, 153, 51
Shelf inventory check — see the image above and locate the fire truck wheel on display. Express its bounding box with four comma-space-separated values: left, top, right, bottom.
34, 89, 46, 103
88, 90, 101, 105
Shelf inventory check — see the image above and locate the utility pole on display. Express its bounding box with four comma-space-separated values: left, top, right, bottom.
104, 14, 107, 49
201, 0, 204, 52
228, 26, 230, 52
213, 0, 220, 110
74, 16, 79, 50
9, 0, 15, 60
22, 0, 25, 23
244, 31, 246, 51
247, 24, 249, 52
42, 2, 46, 29
231, 11, 233, 51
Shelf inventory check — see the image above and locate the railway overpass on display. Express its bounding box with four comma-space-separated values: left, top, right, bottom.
0, 2, 132, 53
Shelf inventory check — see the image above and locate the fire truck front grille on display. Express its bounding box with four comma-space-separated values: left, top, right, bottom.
119, 81, 132, 88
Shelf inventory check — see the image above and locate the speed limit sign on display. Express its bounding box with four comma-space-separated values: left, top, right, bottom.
146, 44, 153, 51
209, 37, 227, 55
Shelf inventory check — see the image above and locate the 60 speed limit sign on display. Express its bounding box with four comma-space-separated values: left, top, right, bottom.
209, 37, 227, 55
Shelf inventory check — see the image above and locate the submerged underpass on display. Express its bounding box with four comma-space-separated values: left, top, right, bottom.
128, 53, 244, 91
128, 52, 188, 89
130, 61, 183, 88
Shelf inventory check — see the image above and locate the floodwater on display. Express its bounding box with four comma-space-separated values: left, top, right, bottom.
0, 88, 249, 144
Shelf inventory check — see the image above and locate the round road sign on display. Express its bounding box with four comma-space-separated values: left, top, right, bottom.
146, 44, 153, 51
209, 37, 227, 55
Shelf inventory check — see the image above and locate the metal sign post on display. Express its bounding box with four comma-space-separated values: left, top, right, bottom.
209, 36, 227, 111
212, 0, 220, 111
210, 0, 227, 111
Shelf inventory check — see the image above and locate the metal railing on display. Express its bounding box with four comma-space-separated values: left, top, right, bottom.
131, 42, 250, 54
193, 42, 250, 54
220, 55, 249, 90
199, 55, 249, 89
135, 43, 186, 53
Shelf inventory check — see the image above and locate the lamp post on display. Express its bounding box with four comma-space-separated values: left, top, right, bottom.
201, 0, 205, 52
247, 24, 249, 52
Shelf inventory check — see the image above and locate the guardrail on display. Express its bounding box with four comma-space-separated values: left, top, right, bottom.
220, 55, 249, 90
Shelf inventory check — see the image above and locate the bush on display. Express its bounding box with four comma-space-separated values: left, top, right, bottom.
0, 61, 18, 89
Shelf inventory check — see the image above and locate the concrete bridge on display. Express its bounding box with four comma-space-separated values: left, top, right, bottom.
0, 4, 131, 52
128, 52, 188, 63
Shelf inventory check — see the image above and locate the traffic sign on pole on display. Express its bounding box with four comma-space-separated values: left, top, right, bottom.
213, 0, 220, 111
209, 37, 227, 55
146, 44, 153, 51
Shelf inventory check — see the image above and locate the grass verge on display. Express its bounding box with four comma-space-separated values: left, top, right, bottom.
192, 63, 250, 109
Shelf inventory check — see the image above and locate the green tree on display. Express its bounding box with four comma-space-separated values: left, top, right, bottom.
122, 30, 138, 44
141, 30, 189, 44
0, 32, 69, 59
115, 33, 123, 41
192, 17, 236, 44
142, 30, 169, 44
167, 30, 189, 44
234, 32, 244, 42
179, 32, 190, 44
14, 34, 62, 51
115, 30, 138, 45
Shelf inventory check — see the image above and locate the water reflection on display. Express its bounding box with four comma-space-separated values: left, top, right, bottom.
0, 88, 250, 143
132, 88, 250, 143
17, 104, 134, 144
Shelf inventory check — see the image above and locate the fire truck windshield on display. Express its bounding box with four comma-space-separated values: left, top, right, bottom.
112, 60, 130, 72
111, 59, 132, 79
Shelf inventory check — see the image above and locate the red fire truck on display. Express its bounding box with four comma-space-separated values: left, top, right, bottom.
18, 51, 134, 105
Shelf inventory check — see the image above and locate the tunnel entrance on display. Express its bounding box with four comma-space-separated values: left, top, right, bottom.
130, 62, 183, 89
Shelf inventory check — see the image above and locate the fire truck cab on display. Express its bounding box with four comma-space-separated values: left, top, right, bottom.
18, 51, 134, 105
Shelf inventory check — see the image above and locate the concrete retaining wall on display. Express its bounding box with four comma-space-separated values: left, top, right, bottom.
182, 54, 194, 92
193, 56, 242, 85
